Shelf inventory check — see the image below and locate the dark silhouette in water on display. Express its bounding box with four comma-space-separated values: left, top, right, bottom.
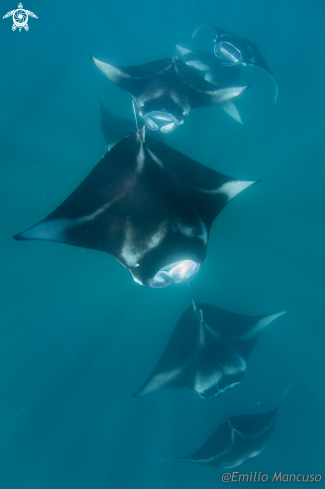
135, 302, 286, 398
181, 387, 290, 468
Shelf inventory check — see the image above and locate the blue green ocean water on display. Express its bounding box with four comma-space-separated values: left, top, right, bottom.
0, 0, 324, 487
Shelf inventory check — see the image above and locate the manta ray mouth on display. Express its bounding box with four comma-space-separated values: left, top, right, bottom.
149, 260, 200, 288
143, 112, 178, 133
215, 42, 243, 64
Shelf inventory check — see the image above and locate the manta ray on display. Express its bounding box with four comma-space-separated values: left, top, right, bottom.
13, 127, 257, 287
181, 387, 290, 468
193, 25, 278, 102
92, 55, 249, 132
135, 301, 286, 397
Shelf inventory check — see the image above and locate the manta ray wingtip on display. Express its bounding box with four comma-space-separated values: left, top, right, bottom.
273, 82, 279, 103
132, 389, 144, 398
246, 179, 261, 190
276, 385, 292, 410
13, 229, 36, 241
244, 82, 252, 93
13, 233, 24, 241
91, 54, 100, 65
192, 24, 214, 39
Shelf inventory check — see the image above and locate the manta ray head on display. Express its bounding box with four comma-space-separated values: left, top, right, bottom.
141, 111, 179, 133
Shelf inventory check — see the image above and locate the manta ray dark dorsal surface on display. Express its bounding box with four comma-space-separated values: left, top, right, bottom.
14, 132, 257, 287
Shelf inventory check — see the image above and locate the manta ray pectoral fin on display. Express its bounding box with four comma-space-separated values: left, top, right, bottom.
251, 64, 278, 103
13, 218, 70, 243
192, 24, 215, 39
92, 56, 147, 97
275, 385, 292, 410
267, 72, 278, 103
202, 179, 258, 200
210, 84, 250, 105
176, 45, 192, 56
92, 56, 172, 99
185, 60, 210, 71
92, 56, 128, 85
134, 366, 185, 397
220, 100, 243, 124
239, 311, 287, 340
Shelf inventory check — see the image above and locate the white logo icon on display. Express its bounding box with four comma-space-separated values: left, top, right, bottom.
3, 3, 38, 32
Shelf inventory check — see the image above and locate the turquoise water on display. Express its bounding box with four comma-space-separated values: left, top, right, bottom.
1, 0, 324, 487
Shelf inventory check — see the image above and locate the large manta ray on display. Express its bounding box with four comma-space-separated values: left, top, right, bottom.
176, 45, 243, 124
181, 388, 290, 468
135, 302, 286, 397
98, 97, 164, 152
13, 129, 257, 288
92, 55, 249, 133
193, 25, 278, 103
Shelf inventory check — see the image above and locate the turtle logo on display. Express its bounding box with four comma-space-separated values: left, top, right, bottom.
3, 3, 38, 32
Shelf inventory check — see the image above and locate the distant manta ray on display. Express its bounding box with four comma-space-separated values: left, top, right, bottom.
181, 387, 291, 468
135, 302, 286, 398
176, 45, 243, 124
193, 25, 278, 103
92, 55, 249, 132
13, 127, 257, 287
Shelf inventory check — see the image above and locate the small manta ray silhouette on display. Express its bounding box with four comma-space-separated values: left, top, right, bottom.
3, 3, 38, 32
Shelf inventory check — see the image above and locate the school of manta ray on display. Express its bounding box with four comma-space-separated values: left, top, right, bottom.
14, 24, 289, 468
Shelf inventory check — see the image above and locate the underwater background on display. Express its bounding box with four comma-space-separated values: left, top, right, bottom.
0, 0, 324, 487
